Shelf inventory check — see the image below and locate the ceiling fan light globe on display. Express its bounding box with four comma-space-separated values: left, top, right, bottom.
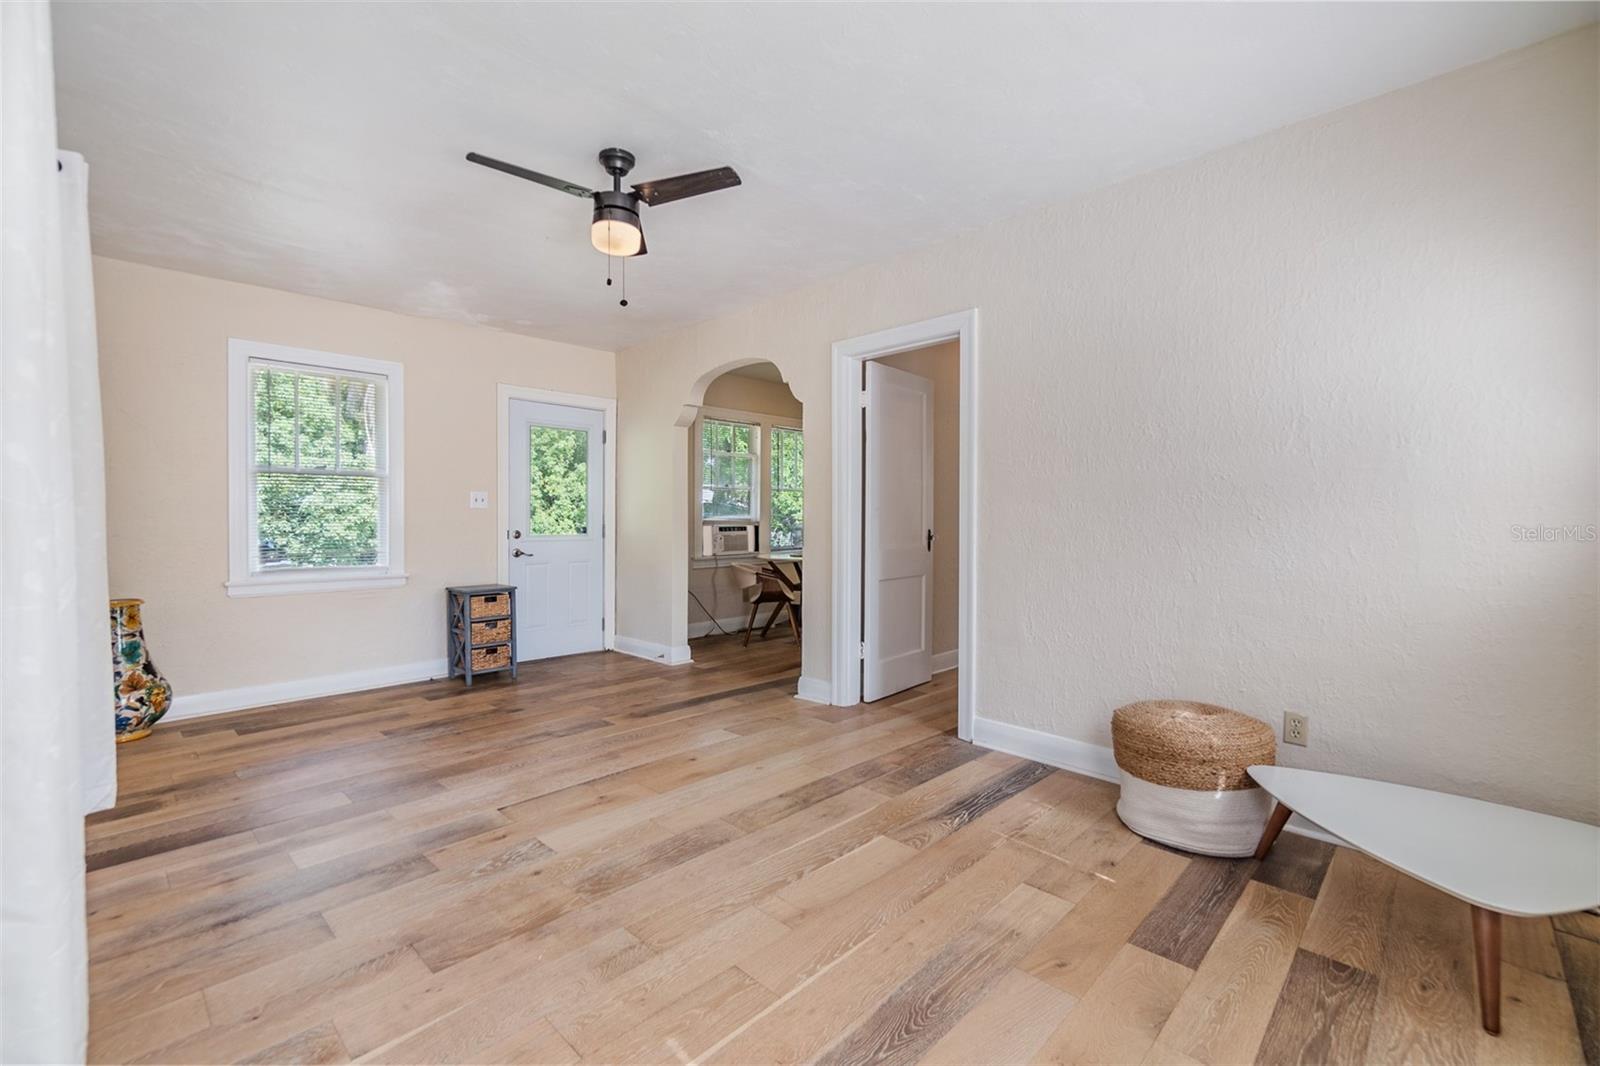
590, 218, 642, 257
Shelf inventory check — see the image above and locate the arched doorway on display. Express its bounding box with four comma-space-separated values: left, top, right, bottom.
677, 360, 806, 672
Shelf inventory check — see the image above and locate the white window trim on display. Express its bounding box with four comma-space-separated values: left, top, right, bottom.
691, 404, 801, 563
226, 338, 407, 597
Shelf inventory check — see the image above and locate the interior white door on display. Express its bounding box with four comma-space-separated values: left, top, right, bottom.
863, 360, 934, 701
508, 399, 605, 660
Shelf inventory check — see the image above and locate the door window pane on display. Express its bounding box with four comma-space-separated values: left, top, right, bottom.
529, 426, 589, 535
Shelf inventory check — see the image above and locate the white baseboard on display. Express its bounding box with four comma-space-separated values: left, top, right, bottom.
688, 614, 753, 639
931, 649, 958, 675
165, 657, 448, 723
970, 715, 1344, 848
795, 676, 831, 704
972, 717, 1120, 781
613, 636, 693, 666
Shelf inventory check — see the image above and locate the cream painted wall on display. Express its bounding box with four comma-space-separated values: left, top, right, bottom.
879, 341, 959, 658
95, 257, 614, 698
688, 366, 803, 633
701, 373, 803, 420
617, 29, 1599, 820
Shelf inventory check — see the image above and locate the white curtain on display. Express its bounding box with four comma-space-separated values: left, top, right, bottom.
1, 1, 115, 1061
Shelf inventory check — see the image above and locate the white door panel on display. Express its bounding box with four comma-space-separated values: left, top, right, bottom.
863, 361, 934, 701
509, 400, 605, 660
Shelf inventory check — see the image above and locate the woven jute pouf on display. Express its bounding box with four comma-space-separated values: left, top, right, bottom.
1111, 700, 1277, 857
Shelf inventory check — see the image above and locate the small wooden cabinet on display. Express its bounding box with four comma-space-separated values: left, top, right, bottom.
447, 585, 517, 684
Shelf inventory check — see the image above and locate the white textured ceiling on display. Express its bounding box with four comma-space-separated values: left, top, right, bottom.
52, 2, 1595, 351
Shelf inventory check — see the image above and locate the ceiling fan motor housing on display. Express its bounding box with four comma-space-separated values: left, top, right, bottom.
592, 190, 643, 233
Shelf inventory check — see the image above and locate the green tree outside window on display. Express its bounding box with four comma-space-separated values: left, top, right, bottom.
251, 365, 385, 569
529, 426, 589, 535
770, 426, 803, 550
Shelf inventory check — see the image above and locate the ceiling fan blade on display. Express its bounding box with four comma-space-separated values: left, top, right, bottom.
465, 152, 593, 198
632, 166, 741, 206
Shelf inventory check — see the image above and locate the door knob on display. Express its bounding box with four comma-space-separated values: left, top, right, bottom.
512, 548, 530, 558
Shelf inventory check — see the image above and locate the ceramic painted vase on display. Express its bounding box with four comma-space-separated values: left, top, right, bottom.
112, 598, 172, 742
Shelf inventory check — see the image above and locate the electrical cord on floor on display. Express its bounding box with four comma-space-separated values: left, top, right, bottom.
689, 589, 737, 636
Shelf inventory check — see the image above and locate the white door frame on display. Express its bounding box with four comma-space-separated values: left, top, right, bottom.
831, 309, 978, 740
496, 384, 617, 653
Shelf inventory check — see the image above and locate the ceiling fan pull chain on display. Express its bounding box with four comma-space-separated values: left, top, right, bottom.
606, 253, 612, 287
619, 254, 628, 308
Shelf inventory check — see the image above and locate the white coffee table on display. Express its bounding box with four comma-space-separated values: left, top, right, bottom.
1248, 765, 1600, 1036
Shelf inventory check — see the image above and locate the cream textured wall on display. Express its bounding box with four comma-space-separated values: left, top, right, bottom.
879, 342, 960, 658
95, 257, 614, 698
701, 373, 803, 420
617, 29, 1599, 820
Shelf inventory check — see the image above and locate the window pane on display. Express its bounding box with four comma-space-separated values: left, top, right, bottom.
772, 427, 803, 491
254, 472, 381, 569
770, 427, 803, 548
730, 454, 752, 490
699, 418, 758, 522
529, 426, 588, 535
340, 379, 379, 471
252, 367, 296, 467
771, 489, 803, 550
296, 373, 338, 469
703, 488, 751, 520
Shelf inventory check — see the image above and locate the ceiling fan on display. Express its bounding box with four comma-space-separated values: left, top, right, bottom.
466, 146, 741, 260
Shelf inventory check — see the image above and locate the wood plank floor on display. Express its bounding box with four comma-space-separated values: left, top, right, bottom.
87, 636, 1594, 1065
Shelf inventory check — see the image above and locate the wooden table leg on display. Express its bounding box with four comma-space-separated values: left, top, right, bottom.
1472, 905, 1502, 1035
1253, 802, 1293, 860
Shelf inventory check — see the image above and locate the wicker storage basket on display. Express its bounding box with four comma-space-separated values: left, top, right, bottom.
1111, 700, 1276, 857
470, 619, 512, 646
471, 645, 511, 672
469, 593, 510, 619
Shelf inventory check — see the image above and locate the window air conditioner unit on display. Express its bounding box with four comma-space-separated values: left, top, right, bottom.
704, 523, 757, 556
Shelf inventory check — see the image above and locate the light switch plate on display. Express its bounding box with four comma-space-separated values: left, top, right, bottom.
468, 491, 489, 509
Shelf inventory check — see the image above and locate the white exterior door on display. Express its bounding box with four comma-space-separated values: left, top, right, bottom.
863, 360, 934, 701
508, 399, 605, 660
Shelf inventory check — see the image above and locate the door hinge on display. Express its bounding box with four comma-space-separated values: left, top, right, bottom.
859, 641, 866, 659
602, 429, 607, 444
858, 392, 869, 409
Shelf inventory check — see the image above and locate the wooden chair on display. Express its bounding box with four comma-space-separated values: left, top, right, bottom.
765, 563, 802, 643
731, 563, 792, 646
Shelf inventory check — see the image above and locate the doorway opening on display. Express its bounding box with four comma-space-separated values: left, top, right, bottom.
832, 311, 977, 740
684, 361, 804, 669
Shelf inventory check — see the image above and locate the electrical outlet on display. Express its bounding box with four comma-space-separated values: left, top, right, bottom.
1283, 711, 1308, 747
468, 491, 488, 509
